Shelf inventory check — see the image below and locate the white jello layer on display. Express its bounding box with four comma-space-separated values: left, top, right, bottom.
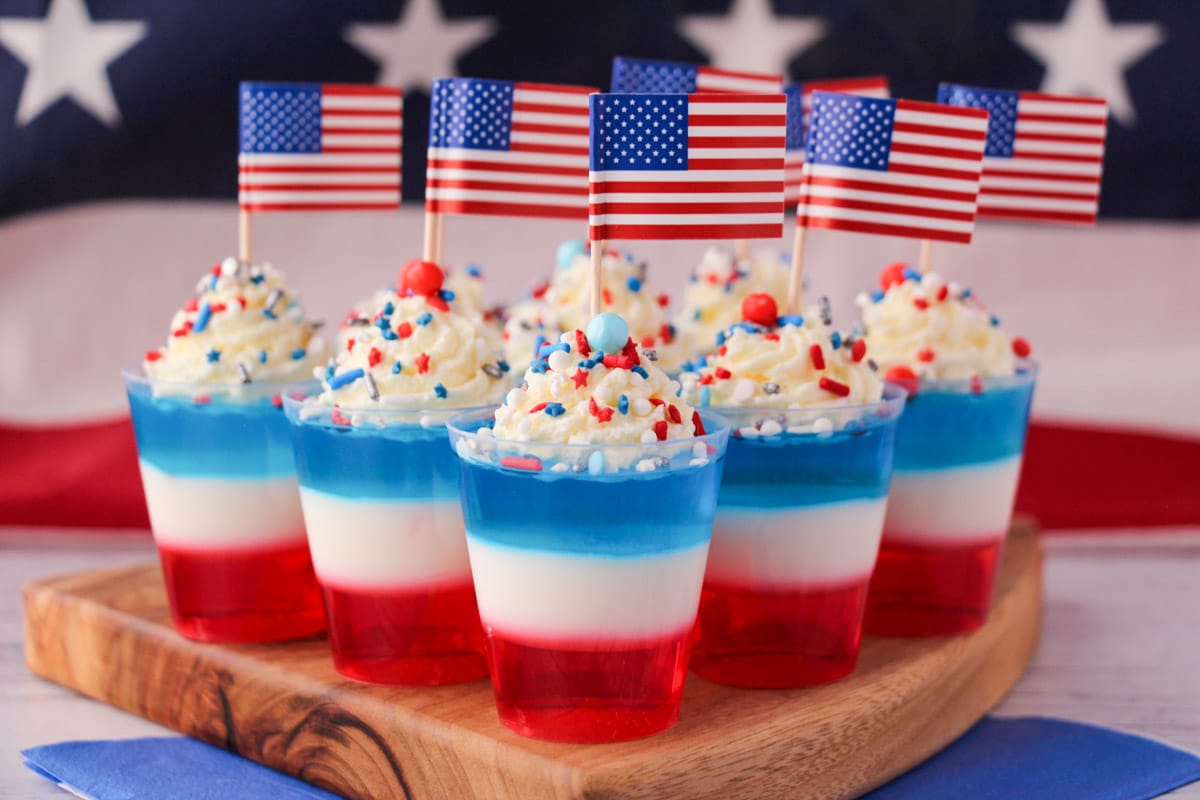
139, 461, 305, 550
466, 536, 708, 641
299, 490, 471, 591
883, 457, 1022, 547
707, 499, 886, 590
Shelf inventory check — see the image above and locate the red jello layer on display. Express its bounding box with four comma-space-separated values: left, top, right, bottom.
865, 536, 1004, 636
485, 627, 693, 743
322, 581, 487, 686
157, 538, 324, 643
692, 578, 870, 688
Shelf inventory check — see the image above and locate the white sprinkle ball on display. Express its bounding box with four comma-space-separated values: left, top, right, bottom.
760, 419, 783, 436
813, 417, 834, 436
732, 379, 755, 403
633, 398, 652, 416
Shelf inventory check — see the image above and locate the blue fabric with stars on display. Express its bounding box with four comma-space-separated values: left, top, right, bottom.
783, 85, 806, 151
937, 83, 1020, 158
239, 83, 323, 154
590, 93, 689, 172
805, 91, 895, 171
428, 78, 514, 152
610, 57, 700, 93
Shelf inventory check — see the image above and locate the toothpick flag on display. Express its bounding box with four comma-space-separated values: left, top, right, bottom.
238, 83, 402, 211
796, 91, 988, 244
588, 93, 786, 241
784, 77, 890, 206
611, 56, 782, 94
938, 84, 1108, 224
424, 78, 597, 220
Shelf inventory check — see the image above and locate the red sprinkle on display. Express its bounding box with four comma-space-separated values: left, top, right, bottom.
1012, 337, 1032, 358
621, 338, 640, 364
653, 420, 668, 441
575, 329, 591, 357
531, 282, 549, 300
193, 395, 211, 405
764, 332, 780, 342
692, 410, 706, 436
529, 402, 548, 414
717, 344, 727, 357
936, 285, 949, 302
880, 262, 908, 290
913, 298, 929, 310
346, 337, 355, 352
144, 350, 162, 362
367, 347, 383, 367
588, 396, 614, 423
501, 456, 542, 472
809, 344, 826, 370
236, 296, 247, 309
884, 365, 920, 397
659, 323, 674, 344
427, 295, 450, 313
397, 322, 413, 339
657, 293, 670, 308
741, 292, 778, 327
851, 339, 867, 362
602, 288, 613, 306
184, 298, 199, 313
210, 265, 221, 275
917, 348, 936, 363
603, 354, 636, 370
666, 404, 682, 424
649, 397, 665, 408
819, 377, 851, 397
970, 375, 984, 395
571, 369, 589, 389
699, 374, 714, 385
209, 303, 227, 313
706, 273, 721, 285
331, 410, 352, 426
415, 352, 430, 374
641, 335, 656, 349
271, 394, 283, 408
714, 367, 732, 380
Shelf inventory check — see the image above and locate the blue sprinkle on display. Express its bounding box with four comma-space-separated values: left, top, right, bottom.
263, 308, 277, 320
962, 288, 973, 299
533, 334, 548, 358
871, 290, 886, 303
737, 269, 749, 279
695, 355, 708, 368
439, 289, 455, 302
831, 331, 843, 350
723, 283, 733, 294
731, 321, 760, 334
990, 315, 1001, 327
383, 301, 395, 315
631, 365, 649, 379
375, 316, 391, 330
689, 275, 699, 284
627, 276, 642, 292
624, 252, 634, 262
530, 359, 549, 374
205, 348, 220, 363
778, 314, 806, 327
588, 451, 605, 475
209, 274, 219, 290
325, 364, 335, 379
328, 368, 364, 390
666, 323, 676, 338
544, 402, 565, 417
291, 348, 306, 360
466, 264, 482, 277
192, 303, 212, 334
692, 309, 702, 321
392, 361, 402, 374
250, 273, 265, 285
498, 359, 510, 373
381, 329, 398, 341
618, 394, 629, 414
538, 342, 569, 358
434, 383, 447, 399
715, 330, 726, 346
416, 312, 433, 326
699, 384, 711, 407
681, 361, 694, 373
258, 350, 268, 364
903, 267, 922, 281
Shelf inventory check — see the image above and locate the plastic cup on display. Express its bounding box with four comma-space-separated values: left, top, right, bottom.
122, 370, 324, 643
865, 364, 1037, 636
691, 386, 905, 688
447, 409, 731, 743
284, 397, 489, 686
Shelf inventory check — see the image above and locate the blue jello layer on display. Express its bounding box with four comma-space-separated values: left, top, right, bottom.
718, 421, 899, 509
894, 372, 1035, 470
459, 460, 725, 558
289, 421, 458, 501
127, 391, 295, 479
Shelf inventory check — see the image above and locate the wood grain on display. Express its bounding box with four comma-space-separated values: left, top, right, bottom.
22, 524, 1042, 800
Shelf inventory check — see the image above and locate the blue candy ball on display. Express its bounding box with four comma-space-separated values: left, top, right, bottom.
586, 313, 630, 355
556, 239, 587, 270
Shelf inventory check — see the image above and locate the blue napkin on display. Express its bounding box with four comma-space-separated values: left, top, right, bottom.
863, 716, 1200, 800
22, 737, 343, 800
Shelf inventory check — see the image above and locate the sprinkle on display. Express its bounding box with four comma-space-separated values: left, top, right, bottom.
263, 289, 283, 319
144, 350, 162, 362
184, 298, 199, 313
884, 365, 919, 396
346, 338, 355, 352
270, 394, 283, 408
917, 348, 936, 363
819, 376, 851, 397
383, 301, 395, 316
618, 394, 629, 414
603, 354, 637, 370
990, 315, 1001, 327
433, 383, 447, 399
427, 295, 449, 312
649, 398, 665, 408
813, 417, 834, 435
206, 348, 221, 363
416, 312, 433, 326
715, 330, 726, 346
913, 298, 929, 310
870, 290, 885, 303
250, 271, 265, 285
571, 369, 589, 389
291, 348, 306, 361
397, 321, 413, 338
539, 342, 569, 358
415, 353, 430, 374
192, 303, 213, 333
1012, 337, 1032, 358
367, 347, 383, 367
657, 293, 670, 307
809, 344, 826, 370
529, 402, 548, 414
633, 398, 652, 415
236, 362, 252, 383
193, 395, 211, 405
732, 379, 755, 403
643, 349, 658, 362
962, 288, 973, 299
830, 331, 842, 350
588, 451, 605, 475
588, 396, 614, 423
499, 360, 510, 372
867, 358, 879, 372
544, 402, 565, 417
714, 367, 731, 380
467, 265, 482, 277
439, 289, 455, 302
764, 332, 779, 342
763, 382, 780, 395
902, 267, 922, 281
602, 288, 612, 306
760, 419, 783, 436
328, 368, 364, 390
574, 330, 591, 357
172, 321, 192, 337
666, 404, 682, 424
778, 314, 805, 327
392, 361, 403, 374
627, 276, 642, 292
970, 375, 984, 395
631, 365, 649, 379
652, 420, 668, 441
692, 410, 706, 436
530, 359, 549, 374
349, 317, 371, 327
936, 285, 949, 302
698, 384, 711, 406
819, 296, 832, 326
851, 339, 867, 363
482, 363, 503, 378
365, 373, 380, 400
641, 334, 656, 349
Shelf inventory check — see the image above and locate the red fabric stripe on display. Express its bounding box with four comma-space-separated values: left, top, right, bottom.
428, 158, 586, 177
797, 214, 973, 243
240, 166, 398, 174
321, 146, 401, 154
801, 194, 974, 222
1016, 112, 1108, 125
509, 121, 589, 135
320, 109, 402, 118
897, 98, 987, 119
511, 101, 589, 116
427, 178, 581, 195
589, 201, 783, 214
804, 173, 976, 202
1019, 91, 1107, 105
890, 141, 988, 161
240, 203, 399, 211
892, 121, 987, 141
321, 127, 401, 136
887, 161, 982, 182
982, 167, 1098, 183
507, 142, 589, 156
1015, 132, 1106, 145
687, 114, 786, 126
690, 90, 784, 101
688, 136, 786, 148
981, 187, 1099, 201
977, 206, 1097, 224
590, 223, 783, 240
802, 77, 888, 95
1010, 150, 1104, 164
239, 183, 400, 192
687, 157, 784, 170
514, 82, 598, 95
322, 84, 402, 97
425, 199, 585, 218
590, 180, 784, 193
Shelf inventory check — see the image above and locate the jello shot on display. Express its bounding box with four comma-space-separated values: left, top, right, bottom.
288, 260, 509, 685
126, 257, 326, 642
449, 313, 729, 743
683, 293, 902, 687
859, 264, 1036, 636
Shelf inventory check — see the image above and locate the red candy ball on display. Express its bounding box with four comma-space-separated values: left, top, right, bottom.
741, 292, 778, 327
884, 365, 920, 397
880, 261, 909, 290
400, 259, 444, 297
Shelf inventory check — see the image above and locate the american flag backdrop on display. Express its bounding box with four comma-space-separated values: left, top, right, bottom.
611, 56, 781, 94
784, 76, 890, 205
238, 83, 402, 212
588, 92, 786, 241
796, 91, 989, 243
938, 83, 1108, 224
425, 78, 596, 219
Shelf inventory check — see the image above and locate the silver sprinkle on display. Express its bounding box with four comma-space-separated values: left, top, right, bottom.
763, 382, 780, 395
265, 289, 284, 313
309, 320, 326, 331
775, 414, 787, 427
235, 260, 250, 281
482, 363, 503, 379
236, 362, 252, 384
654, 456, 671, 469
348, 317, 371, 327
867, 358, 879, 372
819, 295, 833, 326
636, 261, 648, 281
519, 320, 533, 331
364, 372, 379, 401
643, 349, 658, 362
571, 462, 587, 473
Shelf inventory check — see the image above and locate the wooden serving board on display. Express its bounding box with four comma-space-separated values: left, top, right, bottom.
24, 523, 1041, 800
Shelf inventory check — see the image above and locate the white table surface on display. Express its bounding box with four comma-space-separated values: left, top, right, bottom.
3, 527, 1200, 799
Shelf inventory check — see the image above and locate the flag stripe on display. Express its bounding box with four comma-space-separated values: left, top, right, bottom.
796, 214, 973, 242
429, 199, 587, 218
